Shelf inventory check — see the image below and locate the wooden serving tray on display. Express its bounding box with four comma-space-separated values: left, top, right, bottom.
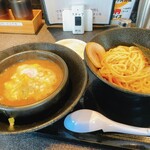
0, 9, 43, 34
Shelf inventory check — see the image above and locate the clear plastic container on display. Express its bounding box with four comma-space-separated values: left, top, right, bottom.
8, 0, 33, 20
136, 0, 150, 29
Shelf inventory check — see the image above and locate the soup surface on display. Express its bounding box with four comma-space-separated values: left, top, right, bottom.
0, 59, 64, 107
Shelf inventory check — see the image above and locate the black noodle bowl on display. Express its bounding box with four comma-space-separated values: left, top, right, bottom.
84, 27, 150, 127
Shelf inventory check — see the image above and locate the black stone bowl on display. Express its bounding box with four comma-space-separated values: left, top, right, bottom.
0, 43, 88, 134
84, 27, 150, 127
0, 50, 69, 118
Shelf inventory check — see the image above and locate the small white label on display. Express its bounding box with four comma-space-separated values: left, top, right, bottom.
0, 22, 23, 26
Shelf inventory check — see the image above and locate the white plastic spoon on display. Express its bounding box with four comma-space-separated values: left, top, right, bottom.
64, 109, 150, 136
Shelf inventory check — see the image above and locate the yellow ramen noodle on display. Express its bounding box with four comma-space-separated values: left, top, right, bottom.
0, 59, 63, 106
98, 46, 150, 94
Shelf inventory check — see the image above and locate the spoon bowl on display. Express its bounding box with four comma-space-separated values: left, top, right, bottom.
64, 109, 150, 136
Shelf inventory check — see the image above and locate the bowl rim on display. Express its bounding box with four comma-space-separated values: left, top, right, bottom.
84, 27, 150, 97
0, 50, 69, 110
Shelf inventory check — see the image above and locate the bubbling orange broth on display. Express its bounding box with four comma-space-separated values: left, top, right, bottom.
0, 59, 64, 107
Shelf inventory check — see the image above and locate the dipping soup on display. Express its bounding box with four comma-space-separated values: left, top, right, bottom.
0, 59, 64, 107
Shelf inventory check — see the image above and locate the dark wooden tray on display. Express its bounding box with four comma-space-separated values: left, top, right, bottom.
39, 69, 150, 149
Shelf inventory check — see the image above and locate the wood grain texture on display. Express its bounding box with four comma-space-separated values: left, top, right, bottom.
0, 9, 42, 34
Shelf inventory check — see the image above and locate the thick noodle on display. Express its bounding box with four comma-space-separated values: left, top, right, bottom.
98, 46, 150, 94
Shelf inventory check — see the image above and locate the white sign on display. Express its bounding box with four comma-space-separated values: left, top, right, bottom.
42, 0, 114, 24
0, 22, 23, 26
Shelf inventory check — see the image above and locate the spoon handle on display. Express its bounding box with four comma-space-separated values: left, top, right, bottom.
104, 120, 150, 136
